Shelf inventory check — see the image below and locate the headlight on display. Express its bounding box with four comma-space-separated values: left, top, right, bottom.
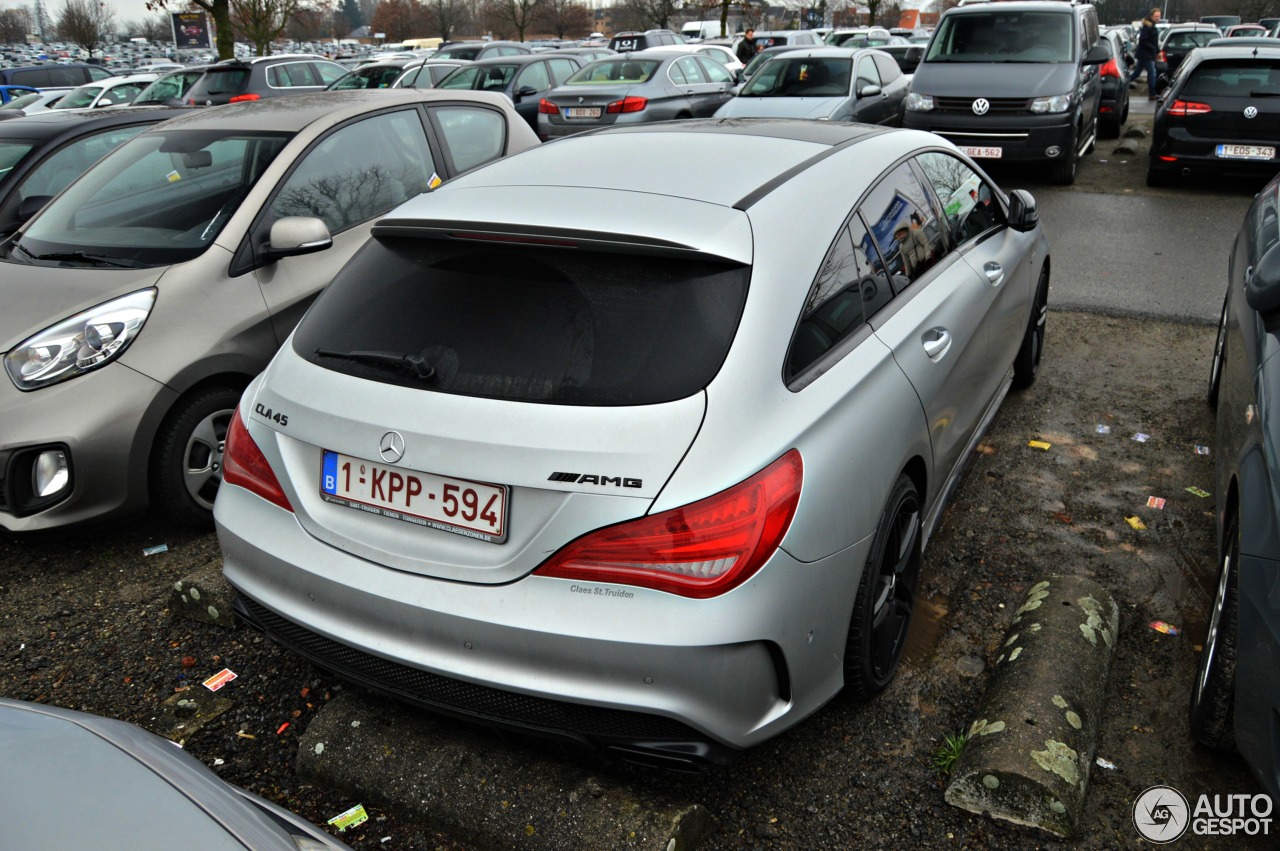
906, 92, 935, 112
1029, 94, 1071, 114
4, 288, 156, 391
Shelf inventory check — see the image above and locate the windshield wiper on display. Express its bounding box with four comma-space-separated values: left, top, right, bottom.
314, 348, 437, 381
26, 250, 141, 268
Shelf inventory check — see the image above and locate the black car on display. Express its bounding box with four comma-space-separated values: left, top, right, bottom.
609, 30, 686, 52
903, 0, 1109, 186
327, 59, 414, 90
1097, 28, 1130, 137
1156, 24, 1220, 80
1147, 44, 1280, 186
436, 54, 584, 129
0, 62, 114, 90
1196, 171, 1280, 805
0, 107, 190, 237
878, 43, 924, 74
433, 41, 533, 61
182, 55, 348, 105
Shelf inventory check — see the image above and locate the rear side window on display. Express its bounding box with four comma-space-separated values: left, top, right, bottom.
860, 162, 945, 282
187, 68, 249, 100
1248, 183, 1279, 267
432, 106, 505, 173
268, 61, 320, 87
916, 151, 1002, 244
293, 241, 750, 405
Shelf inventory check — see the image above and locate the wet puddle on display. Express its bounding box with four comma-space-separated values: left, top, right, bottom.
905, 593, 950, 664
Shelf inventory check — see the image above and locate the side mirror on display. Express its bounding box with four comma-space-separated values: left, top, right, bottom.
1006, 189, 1038, 233
515, 85, 538, 99
17, 195, 52, 224
1245, 243, 1280, 316
1083, 43, 1109, 65
858, 84, 882, 98
264, 216, 331, 261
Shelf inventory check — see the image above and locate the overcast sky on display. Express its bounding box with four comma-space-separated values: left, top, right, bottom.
7, 0, 172, 35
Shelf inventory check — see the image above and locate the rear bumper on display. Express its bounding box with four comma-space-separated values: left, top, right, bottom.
216, 482, 868, 764
1148, 126, 1280, 177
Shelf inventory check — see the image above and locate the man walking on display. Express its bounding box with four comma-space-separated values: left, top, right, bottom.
1132, 8, 1162, 101
736, 29, 757, 65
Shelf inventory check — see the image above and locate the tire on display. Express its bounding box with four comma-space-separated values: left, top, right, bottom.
844, 474, 922, 699
151, 385, 242, 528
1189, 509, 1240, 751
1013, 266, 1049, 389
1207, 293, 1227, 409
1050, 131, 1077, 185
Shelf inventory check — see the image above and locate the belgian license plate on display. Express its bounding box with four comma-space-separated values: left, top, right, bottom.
1216, 144, 1275, 160
961, 146, 1003, 159
566, 107, 601, 118
320, 450, 508, 543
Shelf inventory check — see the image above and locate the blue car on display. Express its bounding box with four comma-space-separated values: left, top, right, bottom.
0, 84, 38, 103
1196, 170, 1280, 801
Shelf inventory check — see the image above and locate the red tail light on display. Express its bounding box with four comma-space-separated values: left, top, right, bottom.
606, 95, 648, 114
229, 93, 261, 103
538, 98, 559, 114
1158, 50, 1167, 62
224, 408, 293, 512
1100, 58, 1121, 78
1168, 99, 1212, 116
534, 450, 803, 598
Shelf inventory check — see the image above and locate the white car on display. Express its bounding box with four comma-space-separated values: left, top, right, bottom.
49, 73, 158, 110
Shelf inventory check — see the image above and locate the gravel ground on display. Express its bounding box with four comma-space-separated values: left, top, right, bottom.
1, 310, 1268, 850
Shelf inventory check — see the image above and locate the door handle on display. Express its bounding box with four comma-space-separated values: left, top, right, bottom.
984, 261, 1004, 286
922, 327, 951, 359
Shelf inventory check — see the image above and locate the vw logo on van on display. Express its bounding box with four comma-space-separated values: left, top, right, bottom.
972, 98, 990, 116
1244, 106, 1258, 119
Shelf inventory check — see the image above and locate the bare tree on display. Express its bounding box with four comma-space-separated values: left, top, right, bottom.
124, 12, 174, 41
231, 0, 302, 55
616, 0, 681, 30
424, 0, 469, 40
0, 7, 32, 42
484, 0, 541, 41
286, 4, 331, 39
370, 0, 430, 39
149, 0, 234, 60
56, 0, 115, 58
531, 0, 590, 38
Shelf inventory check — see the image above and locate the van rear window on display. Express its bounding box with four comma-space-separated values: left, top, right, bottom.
293, 239, 751, 405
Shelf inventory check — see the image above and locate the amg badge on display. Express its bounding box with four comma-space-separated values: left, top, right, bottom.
548, 472, 642, 488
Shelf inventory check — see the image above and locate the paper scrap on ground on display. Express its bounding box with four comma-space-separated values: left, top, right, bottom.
1133, 433, 1150, 443
143, 544, 168, 556
202, 668, 237, 692
328, 804, 370, 832
1126, 516, 1147, 530
1150, 620, 1180, 636
1147, 496, 1166, 509
1195, 445, 1211, 455
1186, 486, 1211, 498
1096, 424, 1112, 434
1096, 757, 1117, 770
1027, 440, 1052, 451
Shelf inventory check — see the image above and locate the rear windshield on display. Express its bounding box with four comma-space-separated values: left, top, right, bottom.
566, 59, 660, 84
133, 70, 204, 105
436, 46, 481, 60
1185, 60, 1280, 96
439, 64, 518, 91
1165, 31, 1217, 49
331, 65, 404, 89
292, 239, 751, 405
186, 68, 250, 100
927, 11, 1075, 63
51, 85, 103, 109
741, 57, 851, 96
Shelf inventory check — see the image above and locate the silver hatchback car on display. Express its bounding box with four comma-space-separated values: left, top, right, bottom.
216, 120, 1050, 768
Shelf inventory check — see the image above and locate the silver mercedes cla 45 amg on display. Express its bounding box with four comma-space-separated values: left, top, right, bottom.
215, 119, 1051, 768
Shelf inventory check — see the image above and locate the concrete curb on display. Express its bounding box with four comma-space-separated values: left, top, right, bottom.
944, 575, 1120, 837
296, 691, 713, 850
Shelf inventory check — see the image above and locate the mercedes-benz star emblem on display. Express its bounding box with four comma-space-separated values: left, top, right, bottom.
1245, 106, 1258, 119
379, 431, 405, 464
972, 98, 990, 116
